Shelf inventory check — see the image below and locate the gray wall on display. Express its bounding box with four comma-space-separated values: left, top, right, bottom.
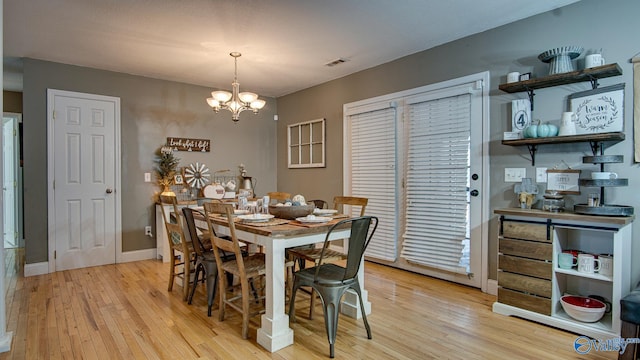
22, 59, 277, 264
276, 0, 640, 282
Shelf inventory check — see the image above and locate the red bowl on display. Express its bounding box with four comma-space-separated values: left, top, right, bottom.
560, 295, 606, 322
562, 295, 605, 309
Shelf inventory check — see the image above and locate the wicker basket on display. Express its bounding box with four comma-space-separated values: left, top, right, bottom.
268, 204, 314, 219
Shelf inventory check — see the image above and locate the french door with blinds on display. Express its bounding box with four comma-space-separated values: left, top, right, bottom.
343, 72, 489, 289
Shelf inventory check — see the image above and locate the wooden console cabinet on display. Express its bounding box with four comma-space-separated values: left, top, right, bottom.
498, 221, 552, 315
494, 208, 634, 339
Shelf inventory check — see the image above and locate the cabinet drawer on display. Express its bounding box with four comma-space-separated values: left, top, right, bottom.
498, 272, 551, 298
502, 221, 551, 242
498, 287, 551, 316
499, 254, 552, 280
499, 238, 552, 261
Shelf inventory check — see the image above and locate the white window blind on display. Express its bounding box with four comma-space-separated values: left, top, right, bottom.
349, 107, 397, 262
401, 94, 471, 274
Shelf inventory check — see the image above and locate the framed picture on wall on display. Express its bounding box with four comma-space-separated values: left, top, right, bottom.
174, 174, 184, 185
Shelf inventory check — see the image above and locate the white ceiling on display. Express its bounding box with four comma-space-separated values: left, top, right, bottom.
4, 0, 579, 97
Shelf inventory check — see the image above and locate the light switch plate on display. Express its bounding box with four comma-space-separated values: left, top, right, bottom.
144, 172, 151, 182
536, 167, 548, 183
505, 168, 526, 182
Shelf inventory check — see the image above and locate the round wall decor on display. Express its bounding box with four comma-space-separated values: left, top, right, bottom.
184, 162, 211, 189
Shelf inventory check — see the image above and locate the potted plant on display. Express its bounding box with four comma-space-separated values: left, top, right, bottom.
154, 146, 180, 196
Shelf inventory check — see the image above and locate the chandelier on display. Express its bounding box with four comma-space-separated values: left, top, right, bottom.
206, 52, 266, 122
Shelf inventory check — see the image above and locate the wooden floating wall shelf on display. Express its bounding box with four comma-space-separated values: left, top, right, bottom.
498, 63, 622, 110
502, 132, 625, 166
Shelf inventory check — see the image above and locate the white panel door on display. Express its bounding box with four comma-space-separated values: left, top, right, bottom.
2, 116, 18, 248
48, 90, 121, 271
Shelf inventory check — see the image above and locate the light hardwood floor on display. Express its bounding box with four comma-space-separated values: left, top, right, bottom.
0, 249, 617, 359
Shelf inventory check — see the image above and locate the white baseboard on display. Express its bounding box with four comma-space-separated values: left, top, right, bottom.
24, 249, 156, 277
487, 279, 498, 296
24, 262, 49, 277
119, 248, 157, 263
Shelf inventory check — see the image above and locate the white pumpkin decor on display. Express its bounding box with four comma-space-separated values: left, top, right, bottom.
292, 194, 306, 206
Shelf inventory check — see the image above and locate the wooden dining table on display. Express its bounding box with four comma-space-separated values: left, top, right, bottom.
194, 212, 372, 352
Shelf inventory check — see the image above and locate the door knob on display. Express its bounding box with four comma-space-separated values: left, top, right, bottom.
106, 188, 113, 194
470, 189, 479, 197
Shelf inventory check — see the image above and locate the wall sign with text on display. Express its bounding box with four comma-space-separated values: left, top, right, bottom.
166, 137, 210, 152
547, 169, 581, 194
569, 83, 624, 135
511, 99, 531, 133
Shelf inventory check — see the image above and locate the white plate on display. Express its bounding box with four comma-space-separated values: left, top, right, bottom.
296, 216, 332, 224
238, 214, 274, 223
313, 209, 338, 216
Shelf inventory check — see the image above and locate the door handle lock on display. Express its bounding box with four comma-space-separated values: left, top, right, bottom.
106, 188, 113, 194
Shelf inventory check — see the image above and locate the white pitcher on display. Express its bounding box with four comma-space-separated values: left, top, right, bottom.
558, 112, 577, 136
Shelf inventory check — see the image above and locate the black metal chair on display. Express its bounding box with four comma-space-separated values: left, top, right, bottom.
182, 207, 234, 316
288, 196, 368, 319
289, 216, 378, 358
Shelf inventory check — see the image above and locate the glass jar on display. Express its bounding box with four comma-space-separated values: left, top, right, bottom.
543, 198, 565, 212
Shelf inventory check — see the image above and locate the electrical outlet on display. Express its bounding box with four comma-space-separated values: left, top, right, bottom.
145, 226, 152, 237
144, 172, 151, 182
536, 167, 548, 183
505, 168, 526, 182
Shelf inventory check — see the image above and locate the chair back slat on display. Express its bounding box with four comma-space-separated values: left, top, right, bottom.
333, 196, 368, 216
267, 192, 291, 203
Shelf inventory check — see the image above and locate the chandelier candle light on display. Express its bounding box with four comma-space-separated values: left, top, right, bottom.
206, 52, 266, 122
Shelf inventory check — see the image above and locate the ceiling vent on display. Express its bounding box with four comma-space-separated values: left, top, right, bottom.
324, 58, 349, 67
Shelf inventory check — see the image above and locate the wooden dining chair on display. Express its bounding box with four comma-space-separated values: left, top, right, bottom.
203, 201, 267, 339
158, 194, 195, 301
287, 196, 369, 318
332, 196, 368, 217
289, 216, 379, 358
267, 191, 291, 204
